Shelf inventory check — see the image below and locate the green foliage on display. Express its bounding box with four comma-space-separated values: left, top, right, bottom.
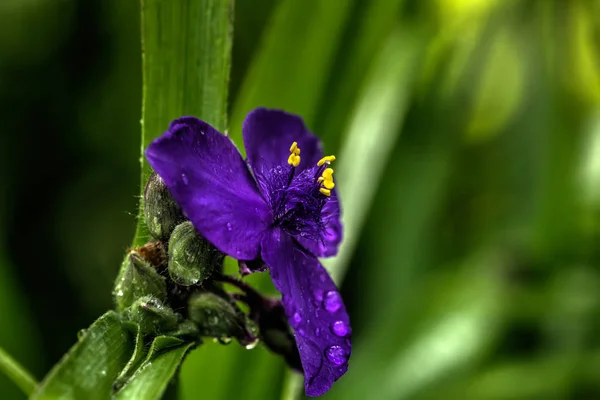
32, 312, 132, 400
135, 0, 233, 246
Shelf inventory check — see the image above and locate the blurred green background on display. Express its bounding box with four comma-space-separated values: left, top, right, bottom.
2, 0, 600, 399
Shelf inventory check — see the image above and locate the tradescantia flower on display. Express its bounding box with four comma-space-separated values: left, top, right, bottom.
145, 108, 351, 396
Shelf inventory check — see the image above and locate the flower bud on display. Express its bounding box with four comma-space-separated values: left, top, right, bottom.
123, 295, 180, 336
188, 291, 255, 346
113, 251, 167, 312
168, 221, 224, 286
144, 172, 185, 241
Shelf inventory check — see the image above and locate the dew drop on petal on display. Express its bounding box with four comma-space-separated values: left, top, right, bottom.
323, 291, 342, 313
292, 312, 302, 326
325, 345, 348, 366
314, 290, 324, 302
181, 173, 189, 185
226, 222, 232, 231
331, 320, 350, 337
297, 328, 306, 337
315, 328, 321, 336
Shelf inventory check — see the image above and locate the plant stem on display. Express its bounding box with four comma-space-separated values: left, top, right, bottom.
0, 346, 37, 396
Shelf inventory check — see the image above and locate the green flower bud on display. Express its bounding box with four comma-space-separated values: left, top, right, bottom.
188, 291, 254, 345
168, 221, 224, 286
123, 295, 180, 336
113, 250, 167, 312
144, 172, 185, 241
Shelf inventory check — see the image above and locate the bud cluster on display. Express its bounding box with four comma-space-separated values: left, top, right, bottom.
113, 172, 300, 369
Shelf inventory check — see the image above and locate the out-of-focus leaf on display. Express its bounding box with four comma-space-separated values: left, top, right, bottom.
229, 0, 352, 137
133, 0, 233, 246
115, 336, 194, 400
324, 24, 423, 281
0, 250, 41, 400
466, 27, 524, 142
0, 346, 37, 396
32, 312, 133, 400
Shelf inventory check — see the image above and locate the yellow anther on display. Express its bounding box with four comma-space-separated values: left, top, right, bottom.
317, 177, 325, 183
322, 168, 334, 180
288, 153, 300, 167
288, 142, 302, 167
317, 155, 334, 167
319, 188, 331, 196
323, 180, 335, 190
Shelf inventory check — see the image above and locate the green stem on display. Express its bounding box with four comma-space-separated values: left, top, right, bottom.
0, 346, 37, 396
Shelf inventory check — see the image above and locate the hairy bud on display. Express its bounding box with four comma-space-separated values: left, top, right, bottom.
168, 221, 224, 286
144, 172, 185, 241
188, 291, 255, 346
113, 251, 167, 312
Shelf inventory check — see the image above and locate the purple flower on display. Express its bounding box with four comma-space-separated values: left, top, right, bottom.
146, 108, 351, 396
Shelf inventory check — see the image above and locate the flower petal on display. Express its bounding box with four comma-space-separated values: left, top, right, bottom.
261, 229, 351, 397
146, 117, 271, 260
243, 108, 324, 182
295, 189, 343, 258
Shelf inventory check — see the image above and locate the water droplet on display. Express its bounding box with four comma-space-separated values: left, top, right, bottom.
181, 173, 189, 185
226, 222, 232, 231
245, 337, 260, 350
100, 370, 107, 376
297, 328, 306, 337
325, 345, 348, 366
314, 290, 323, 302
116, 290, 124, 297
218, 336, 232, 345
331, 320, 350, 337
292, 312, 302, 326
323, 291, 342, 313
315, 328, 321, 336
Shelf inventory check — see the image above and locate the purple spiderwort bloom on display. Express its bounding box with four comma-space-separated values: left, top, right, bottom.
145, 108, 351, 396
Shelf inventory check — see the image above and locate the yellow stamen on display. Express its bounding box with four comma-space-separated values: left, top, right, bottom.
322, 168, 334, 180
287, 142, 302, 167
323, 180, 335, 190
317, 177, 325, 183
317, 155, 336, 167
319, 188, 331, 196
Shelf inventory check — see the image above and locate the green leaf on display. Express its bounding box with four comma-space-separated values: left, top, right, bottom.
133, 0, 233, 246
0, 346, 37, 396
112, 323, 145, 392
32, 312, 133, 400
114, 336, 194, 400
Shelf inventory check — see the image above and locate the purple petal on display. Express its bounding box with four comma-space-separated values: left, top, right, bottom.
146, 117, 272, 260
295, 189, 343, 258
261, 229, 351, 397
243, 108, 324, 184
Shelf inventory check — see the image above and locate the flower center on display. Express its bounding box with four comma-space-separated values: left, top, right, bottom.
267, 142, 337, 238
287, 142, 336, 197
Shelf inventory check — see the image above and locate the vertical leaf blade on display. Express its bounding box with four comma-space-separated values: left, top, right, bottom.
134, 0, 233, 246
